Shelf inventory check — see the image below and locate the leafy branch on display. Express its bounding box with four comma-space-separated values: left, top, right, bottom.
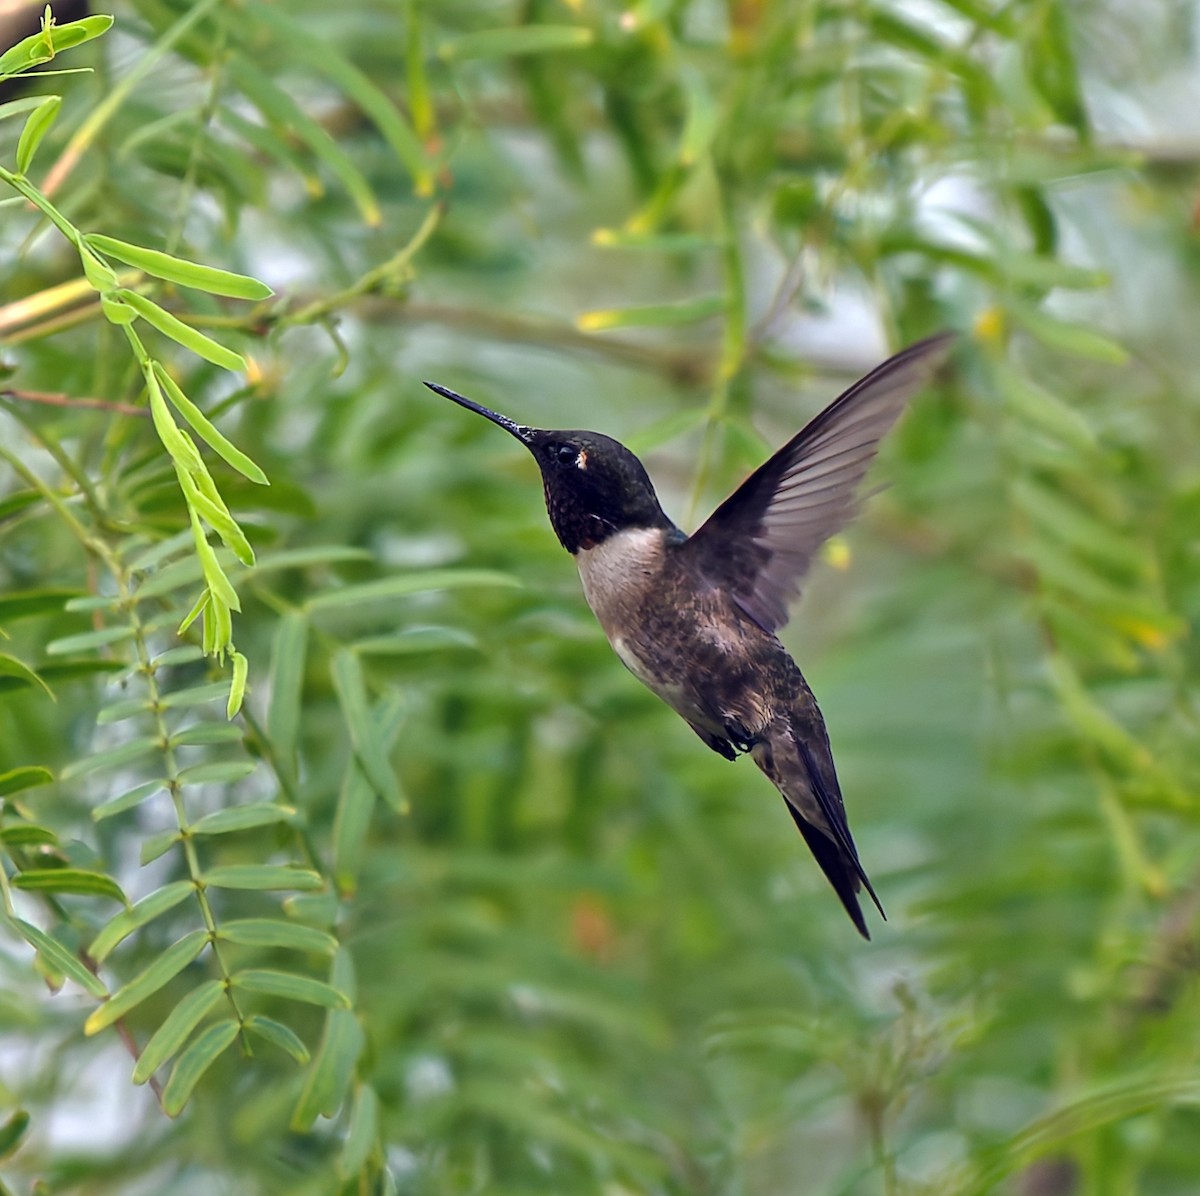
1, 9, 273, 710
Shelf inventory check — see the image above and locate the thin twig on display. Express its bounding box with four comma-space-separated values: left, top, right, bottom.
1, 387, 147, 417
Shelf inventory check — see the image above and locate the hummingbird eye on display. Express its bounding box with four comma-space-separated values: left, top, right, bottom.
555, 443, 577, 464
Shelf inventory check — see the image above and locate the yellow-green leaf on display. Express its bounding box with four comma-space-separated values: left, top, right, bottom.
152, 363, 268, 484
15, 94, 61, 174
577, 295, 726, 332
85, 234, 272, 300
227, 650, 248, 719
119, 290, 246, 372
439, 25, 593, 60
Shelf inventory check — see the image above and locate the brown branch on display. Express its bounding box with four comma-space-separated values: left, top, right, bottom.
0, 387, 147, 418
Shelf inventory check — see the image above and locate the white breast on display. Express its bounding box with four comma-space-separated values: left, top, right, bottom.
574, 527, 664, 631
575, 527, 699, 719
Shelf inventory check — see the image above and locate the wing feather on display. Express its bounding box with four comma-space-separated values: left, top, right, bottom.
683, 334, 954, 632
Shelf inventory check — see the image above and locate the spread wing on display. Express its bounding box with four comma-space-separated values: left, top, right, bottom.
683, 333, 954, 632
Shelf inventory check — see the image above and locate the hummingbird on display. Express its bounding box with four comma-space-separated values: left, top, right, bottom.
425, 333, 952, 938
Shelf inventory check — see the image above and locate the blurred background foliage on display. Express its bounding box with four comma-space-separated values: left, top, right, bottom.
1, 0, 1198, 1193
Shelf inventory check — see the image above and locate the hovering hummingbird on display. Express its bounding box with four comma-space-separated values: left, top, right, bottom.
425, 333, 952, 938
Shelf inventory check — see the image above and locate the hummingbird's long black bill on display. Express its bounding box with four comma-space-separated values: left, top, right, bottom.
424, 381, 533, 444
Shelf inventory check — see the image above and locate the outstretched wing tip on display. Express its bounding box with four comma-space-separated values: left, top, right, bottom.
686, 334, 956, 633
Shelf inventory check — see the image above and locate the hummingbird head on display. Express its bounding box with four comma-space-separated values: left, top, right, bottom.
425, 382, 674, 554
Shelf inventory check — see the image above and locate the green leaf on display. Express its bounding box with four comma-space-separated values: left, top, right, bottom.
231, 56, 381, 227
12, 919, 108, 998
267, 610, 307, 786
0, 824, 58, 847
965, 1079, 1200, 1196
152, 363, 268, 484
202, 865, 324, 892
227, 650, 248, 719
0, 588, 82, 622
118, 290, 246, 372
159, 681, 233, 710
90, 880, 194, 963
13, 868, 126, 903
161, 1019, 240, 1117
85, 930, 209, 1035
190, 801, 295, 835
152, 644, 206, 668
283, 891, 339, 929
84, 234, 272, 300
0, 95, 57, 123
308, 569, 518, 612
994, 361, 1095, 451
0, 1110, 30, 1161
231, 969, 351, 1009
0, 766, 53, 796
134, 554, 205, 597
0, 488, 41, 521
629, 409, 716, 459
139, 830, 179, 866
678, 69, 717, 167
331, 651, 406, 815
80, 247, 120, 293
333, 692, 406, 896
60, 736, 160, 780
62, 593, 117, 614
0, 14, 112, 77
46, 625, 134, 655
592, 228, 716, 252
217, 919, 337, 954
100, 292, 138, 325
252, 546, 373, 572
291, 1008, 364, 1130
247, 4, 433, 195
125, 529, 194, 574
1011, 478, 1145, 577
176, 761, 257, 787
339, 1083, 379, 1178
16, 94, 61, 173
243, 1014, 311, 1065
170, 722, 243, 747
0, 654, 53, 700
1008, 304, 1128, 364
132, 979, 225, 1085
439, 25, 593, 60
92, 780, 166, 822
97, 695, 153, 725
577, 295, 726, 331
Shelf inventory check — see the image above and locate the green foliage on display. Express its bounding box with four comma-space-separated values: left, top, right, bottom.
1, 2, 1198, 1194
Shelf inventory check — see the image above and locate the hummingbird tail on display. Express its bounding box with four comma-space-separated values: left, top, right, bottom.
781, 800, 871, 940
753, 716, 884, 940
